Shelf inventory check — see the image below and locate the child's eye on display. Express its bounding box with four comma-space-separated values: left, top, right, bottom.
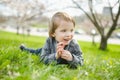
61, 30, 66, 32
71, 29, 74, 32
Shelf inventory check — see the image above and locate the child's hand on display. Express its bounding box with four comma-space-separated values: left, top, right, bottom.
56, 42, 66, 59
61, 50, 73, 61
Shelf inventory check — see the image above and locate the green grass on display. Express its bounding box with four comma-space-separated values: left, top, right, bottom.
32, 23, 48, 28
0, 30, 120, 80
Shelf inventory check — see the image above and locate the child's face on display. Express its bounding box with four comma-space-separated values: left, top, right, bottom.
52, 20, 75, 45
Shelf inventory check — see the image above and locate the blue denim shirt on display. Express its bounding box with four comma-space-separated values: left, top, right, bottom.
40, 37, 84, 68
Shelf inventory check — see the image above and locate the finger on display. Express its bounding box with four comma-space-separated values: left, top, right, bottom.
57, 47, 64, 52
57, 46, 63, 49
56, 52, 60, 59
61, 55, 67, 59
61, 52, 67, 57
57, 42, 65, 48
57, 47, 63, 52
61, 42, 68, 46
57, 48, 63, 52
58, 51, 62, 55
57, 42, 63, 46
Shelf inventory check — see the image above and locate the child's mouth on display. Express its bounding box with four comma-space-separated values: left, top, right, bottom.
64, 39, 69, 41
63, 39, 70, 43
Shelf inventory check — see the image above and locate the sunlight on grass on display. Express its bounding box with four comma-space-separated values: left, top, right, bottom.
0, 31, 120, 80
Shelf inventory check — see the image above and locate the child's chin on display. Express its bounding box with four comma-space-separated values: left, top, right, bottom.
63, 41, 70, 45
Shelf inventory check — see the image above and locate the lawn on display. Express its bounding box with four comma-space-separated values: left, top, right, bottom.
0, 30, 120, 80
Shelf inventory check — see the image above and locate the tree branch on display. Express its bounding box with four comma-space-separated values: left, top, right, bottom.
107, 1, 120, 38
108, 0, 114, 21
72, 0, 94, 23
88, 0, 104, 35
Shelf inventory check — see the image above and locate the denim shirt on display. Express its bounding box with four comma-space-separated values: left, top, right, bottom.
40, 37, 84, 68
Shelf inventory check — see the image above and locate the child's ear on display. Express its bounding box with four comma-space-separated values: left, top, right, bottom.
51, 33, 55, 37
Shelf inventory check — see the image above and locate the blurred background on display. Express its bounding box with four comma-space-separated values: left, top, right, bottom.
0, 0, 120, 50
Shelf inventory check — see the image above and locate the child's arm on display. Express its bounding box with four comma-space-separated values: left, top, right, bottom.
40, 38, 57, 64
56, 42, 82, 67
56, 40, 83, 68
60, 50, 73, 61
68, 43, 84, 68
55, 42, 65, 59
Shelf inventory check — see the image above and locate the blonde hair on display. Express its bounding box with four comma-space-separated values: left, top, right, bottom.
49, 12, 75, 37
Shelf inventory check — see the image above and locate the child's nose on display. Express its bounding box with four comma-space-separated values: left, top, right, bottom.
66, 32, 72, 37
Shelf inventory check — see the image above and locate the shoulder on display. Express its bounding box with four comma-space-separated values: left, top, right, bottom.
44, 37, 56, 47
69, 39, 81, 50
43, 37, 52, 47
46, 37, 55, 42
46, 37, 51, 42
70, 39, 79, 46
45, 37, 53, 43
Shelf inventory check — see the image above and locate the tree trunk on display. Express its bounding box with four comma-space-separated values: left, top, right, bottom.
16, 25, 19, 35
22, 26, 25, 35
27, 28, 31, 36
99, 36, 108, 50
